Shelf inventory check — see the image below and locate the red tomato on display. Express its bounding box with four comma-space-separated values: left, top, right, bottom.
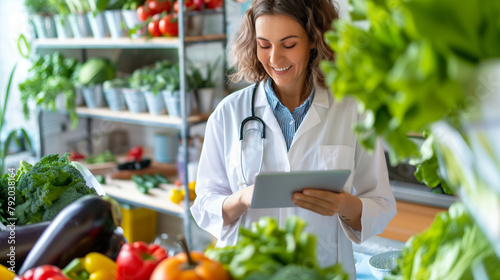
159, 14, 179, 36
148, 20, 162, 36
137, 5, 152, 21
192, 0, 204, 11
147, 0, 172, 15
173, 0, 194, 13
204, 0, 222, 9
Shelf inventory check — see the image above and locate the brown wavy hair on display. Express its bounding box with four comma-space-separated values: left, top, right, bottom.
228, 0, 339, 89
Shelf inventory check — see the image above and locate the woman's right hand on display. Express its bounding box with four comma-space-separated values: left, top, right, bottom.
222, 184, 254, 226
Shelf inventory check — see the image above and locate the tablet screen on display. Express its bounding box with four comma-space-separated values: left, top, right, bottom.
250, 170, 351, 208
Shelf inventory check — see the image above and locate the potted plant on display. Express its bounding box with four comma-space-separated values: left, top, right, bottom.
0, 64, 32, 175
124, 67, 148, 113
78, 57, 116, 108
64, 0, 93, 38
19, 52, 81, 128
188, 57, 220, 114
121, 0, 146, 38
142, 61, 172, 115
103, 77, 128, 111
48, 0, 74, 39
26, 0, 57, 38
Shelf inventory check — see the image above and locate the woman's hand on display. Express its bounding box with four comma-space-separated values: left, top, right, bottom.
222, 185, 254, 226
292, 189, 363, 230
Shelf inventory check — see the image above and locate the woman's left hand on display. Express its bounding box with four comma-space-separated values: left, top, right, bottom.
292, 189, 362, 230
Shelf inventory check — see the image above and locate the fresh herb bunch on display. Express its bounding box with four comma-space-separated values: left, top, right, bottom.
19, 52, 80, 129
321, 0, 500, 194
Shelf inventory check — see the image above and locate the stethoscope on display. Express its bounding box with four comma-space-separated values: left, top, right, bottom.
238, 82, 266, 186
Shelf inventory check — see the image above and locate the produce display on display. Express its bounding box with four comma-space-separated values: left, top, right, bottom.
0, 153, 98, 226
205, 216, 348, 280
18, 195, 122, 275
386, 202, 500, 279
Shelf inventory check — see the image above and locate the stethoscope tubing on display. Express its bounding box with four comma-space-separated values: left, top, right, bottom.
238, 82, 266, 186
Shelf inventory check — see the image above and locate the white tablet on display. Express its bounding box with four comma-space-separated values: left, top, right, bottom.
250, 169, 351, 209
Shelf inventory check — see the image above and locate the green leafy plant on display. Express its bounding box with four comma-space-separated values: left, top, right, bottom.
122, 0, 145, 10
19, 52, 81, 129
320, 0, 500, 194
25, 0, 56, 15
188, 57, 221, 89
0, 64, 32, 175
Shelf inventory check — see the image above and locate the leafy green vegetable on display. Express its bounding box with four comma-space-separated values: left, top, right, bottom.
11, 153, 97, 225
78, 57, 116, 86
321, 0, 500, 193
386, 202, 500, 280
205, 216, 348, 280
19, 52, 80, 129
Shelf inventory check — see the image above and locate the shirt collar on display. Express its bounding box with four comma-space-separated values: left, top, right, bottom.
264, 78, 315, 111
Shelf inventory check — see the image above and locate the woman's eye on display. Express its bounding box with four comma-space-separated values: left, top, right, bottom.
284, 44, 296, 49
259, 44, 271, 49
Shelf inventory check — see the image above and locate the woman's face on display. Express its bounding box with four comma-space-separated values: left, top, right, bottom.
255, 14, 313, 94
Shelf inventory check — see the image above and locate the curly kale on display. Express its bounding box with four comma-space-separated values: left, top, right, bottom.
14, 153, 97, 225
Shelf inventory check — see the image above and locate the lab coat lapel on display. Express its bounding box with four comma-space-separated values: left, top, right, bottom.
254, 83, 288, 152
293, 87, 330, 141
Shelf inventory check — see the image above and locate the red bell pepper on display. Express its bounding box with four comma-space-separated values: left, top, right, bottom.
126, 146, 143, 162
16, 265, 69, 280
116, 241, 168, 280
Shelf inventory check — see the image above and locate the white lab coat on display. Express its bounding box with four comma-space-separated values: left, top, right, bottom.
190, 82, 396, 279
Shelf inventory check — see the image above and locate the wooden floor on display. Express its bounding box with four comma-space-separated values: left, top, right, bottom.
377, 201, 448, 242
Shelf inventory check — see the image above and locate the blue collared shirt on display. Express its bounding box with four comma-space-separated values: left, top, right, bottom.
264, 78, 314, 151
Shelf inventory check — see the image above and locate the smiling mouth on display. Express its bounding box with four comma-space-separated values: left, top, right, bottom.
273, 65, 291, 71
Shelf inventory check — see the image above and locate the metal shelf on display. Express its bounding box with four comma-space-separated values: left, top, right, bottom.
34, 34, 226, 49
75, 107, 210, 129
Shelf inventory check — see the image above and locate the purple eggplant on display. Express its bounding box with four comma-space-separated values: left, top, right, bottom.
18, 195, 122, 275
0, 221, 50, 273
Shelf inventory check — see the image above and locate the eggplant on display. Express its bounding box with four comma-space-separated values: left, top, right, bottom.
18, 195, 122, 275
0, 221, 51, 273
101, 226, 128, 261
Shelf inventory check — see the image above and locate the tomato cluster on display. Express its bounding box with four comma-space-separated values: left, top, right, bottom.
137, 0, 223, 37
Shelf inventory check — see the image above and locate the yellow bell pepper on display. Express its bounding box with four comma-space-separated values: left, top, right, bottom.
169, 188, 183, 204
0, 264, 15, 280
63, 252, 117, 280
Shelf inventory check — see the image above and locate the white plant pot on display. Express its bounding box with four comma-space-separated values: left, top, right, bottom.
162, 90, 195, 117
196, 87, 215, 114
122, 88, 147, 113
32, 15, 57, 39
144, 91, 167, 115
82, 84, 106, 108
87, 12, 109, 38
68, 14, 92, 38
54, 14, 73, 39
104, 87, 127, 111
104, 10, 125, 38
121, 10, 143, 38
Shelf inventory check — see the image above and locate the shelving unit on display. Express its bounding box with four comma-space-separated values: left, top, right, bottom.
32, 4, 227, 248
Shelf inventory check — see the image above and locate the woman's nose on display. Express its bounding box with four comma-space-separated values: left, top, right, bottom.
269, 47, 282, 64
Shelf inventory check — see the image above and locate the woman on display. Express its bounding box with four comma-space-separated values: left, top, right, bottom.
190, 0, 396, 277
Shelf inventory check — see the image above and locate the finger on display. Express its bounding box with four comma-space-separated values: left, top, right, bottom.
293, 198, 336, 216
302, 188, 344, 200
